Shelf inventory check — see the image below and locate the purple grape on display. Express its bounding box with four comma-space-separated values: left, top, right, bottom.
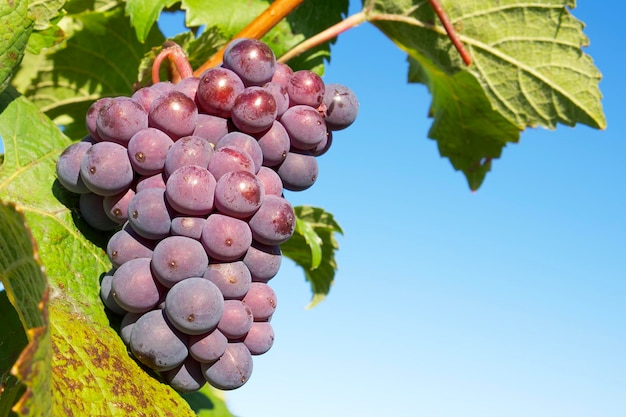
111, 257, 164, 313
207, 146, 255, 180
192, 114, 230, 146
248, 195, 295, 245
201, 342, 253, 390
262, 81, 289, 117
217, 300, 254, 340
287, 70, 325, 108
149, 90, 198, 140
203, 261, 252, 300
280, 105, 327, 151
231, 87, 277, 134
255, 166, 283, 197
120, 311, 143, 346
243, 241, 282, 283
129, 309, 188, 372
103, 188, 135, 224
189, 329, 228, 363
56, 141, 92, 193
96, 97, 148, 145
165, 165, 217, 216
242, 282, 276, 321
276, 151, 319, 191
201, 213, 252, 261
85, 97, 112, 142
222, 38, 276, 86
164, 135, 214, 177
196, 67, 244, 118
243, 322, 274, 355
216, 132, 263, 173
162, 357, 206, 393
254, 120, 290, 167
106, 222, 155, 268
135, 172, 166, 192
79, 141, 134, 196
164, 277, 224, 335
151, 235, 209, 288
132, 82, 174, 112
214, 170, 264, 219
170, 216, 206, 240
174, 76, 200, 100
127, 128, 174, 175
127, 188, 172, 240
78, 193, 119, 231
323, 83, 359, 131
270, 62, 293, 89
100, 270, 126, 315
311, 130, 333, 157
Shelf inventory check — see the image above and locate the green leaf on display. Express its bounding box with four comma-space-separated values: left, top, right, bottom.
281, 206, 343, 308
0, 289, 28, 417
0, 88, 231, 415
28, 0, 64, 30
0, 0, 33, 95
13, 7, 165, 141
180, 0, 269, 39
364, 0, 605, 189
125, 0, 177, 43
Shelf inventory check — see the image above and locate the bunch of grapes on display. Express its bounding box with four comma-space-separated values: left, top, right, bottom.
55, 38, 358, 392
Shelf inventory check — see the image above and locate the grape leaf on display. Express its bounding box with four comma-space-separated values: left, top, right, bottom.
281, 206, 343, 308
0, 88, 232, 416
12, 7, 165, 141
180, 0, 269, 39
363, 0, 605, 189
0, 0, 33, 95
0, 289, 27, 417
125, 0, 178, 43
28, 0, 64, 30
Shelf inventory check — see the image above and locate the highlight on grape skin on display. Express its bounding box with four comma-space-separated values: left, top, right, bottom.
54, 36, 358, 394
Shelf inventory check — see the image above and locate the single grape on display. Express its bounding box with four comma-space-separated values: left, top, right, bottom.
164, 135, 214, 177
242, 241, 282, 283
79, 141, 134, 196
170, 216, 206, 240
217, 300, 254, 339
129, 309, 188, 372
216, 132, 263, 173
162, 357, 206, 393
276, 151, 319, 191
254, 120, 290, 167
103, 188, 135, 224
127, 127, 174, 175
174, 76, 200, 100
323, 83, 359, 131
85, 97, 112, 142
149, 90, 198, 140
255, 166, 283, 197
262, 81, 289, 117
96, 97, 148, 145
247, 195, 295, 245
193, 114, 230, 146
207, 146, 255, 181
120, 311, 143, 346
280, 105, 326, 151
56, 141, 92, 194
100, 270, 126, 315
165, 165, 217, 216
188, 329, 228, 363
201, 213, 252, 261
196, 67, 245, 118
78, 193, 119, 231
132, 82, 174, 112
311, 130, 333, 157
111, 257, 164, 313
127, 188, 172, 240
242, 282, 277, 321
287, 70, 325, 108
203, 261, 252, 300
231, 86, 277, 134
270, 62, 293, 89
214, 170, 264, 219
164, 277, 224, 335
135, 172, 166, 193
243, 322, 274, 355
151, 236, 209, 288
222, 38, 276, 86
201, 342, 253, 390
106, 222, 155, 268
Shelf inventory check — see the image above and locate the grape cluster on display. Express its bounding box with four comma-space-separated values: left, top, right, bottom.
55, 38, 358, 392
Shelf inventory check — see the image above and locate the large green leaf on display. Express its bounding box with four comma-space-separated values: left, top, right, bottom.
0, 0, 33, 95
0, 88, 231, 415
281, 206, 343, 308
363, 0, 605, 189
125, 0, 178, 43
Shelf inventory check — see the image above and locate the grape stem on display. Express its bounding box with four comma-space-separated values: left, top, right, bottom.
153, 41, 194, 84
427, 0, 472, 66
192, 0, 305, 76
